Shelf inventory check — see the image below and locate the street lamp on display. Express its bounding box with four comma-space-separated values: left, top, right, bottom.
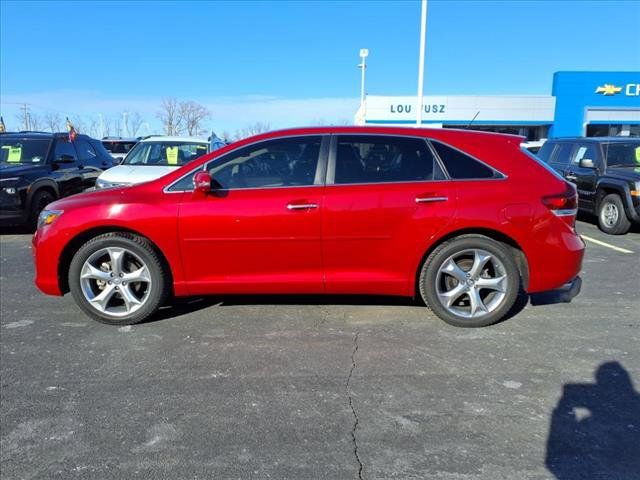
358, 48, 369, 114
416, 0, 427, 127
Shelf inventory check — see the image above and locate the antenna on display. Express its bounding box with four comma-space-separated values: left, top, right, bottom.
467, 111, 480, 129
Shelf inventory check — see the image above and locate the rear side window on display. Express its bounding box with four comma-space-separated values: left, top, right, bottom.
75, 139, 97, 163
334, 135, 444, 184
430, 140, 497, 179
550, 143, 574, 167
536, 142, 555, 163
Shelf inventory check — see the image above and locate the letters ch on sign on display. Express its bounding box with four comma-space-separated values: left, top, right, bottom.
390, 104, 446, 114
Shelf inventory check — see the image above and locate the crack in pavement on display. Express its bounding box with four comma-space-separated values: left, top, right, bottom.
346, 330, 364, 480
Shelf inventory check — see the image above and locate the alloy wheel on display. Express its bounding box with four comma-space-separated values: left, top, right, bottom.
435, 248, 508, 319
79, 247, 152, 317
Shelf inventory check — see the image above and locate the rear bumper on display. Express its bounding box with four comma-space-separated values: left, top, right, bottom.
526, 224, 585, 294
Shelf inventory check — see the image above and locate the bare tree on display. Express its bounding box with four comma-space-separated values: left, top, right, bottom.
29, 113, 43, 131
156, 97, 183, 135
44, 112, 62, 132
126, 111, 144, 137
87, 117, 100, 138
179, 101, 209, 136
233, 122, 271, 140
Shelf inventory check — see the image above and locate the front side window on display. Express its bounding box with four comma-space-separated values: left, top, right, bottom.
333, 135, 443, 184
123, 141, 208, 166
0, 138, 51, 164
207, 136, 322, 189
571, 144, 598, 166
430, 140, 497, 179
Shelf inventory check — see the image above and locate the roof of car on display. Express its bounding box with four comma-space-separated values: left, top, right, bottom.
102, 136, 139, 141
0, 131, 92, 139
138, 135, 208, 143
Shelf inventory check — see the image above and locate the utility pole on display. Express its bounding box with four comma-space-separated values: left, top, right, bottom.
416, 0, 427, 127
21, 103, 30, 131
358, 49, 369, 120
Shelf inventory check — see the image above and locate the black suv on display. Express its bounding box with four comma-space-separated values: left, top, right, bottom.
537, 137, 640, 234
1, 132, 114, 229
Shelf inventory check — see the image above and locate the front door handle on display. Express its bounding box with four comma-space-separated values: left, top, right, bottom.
415, 196, 448, 204
565, 174, 577, 181
287, 203, 318, 210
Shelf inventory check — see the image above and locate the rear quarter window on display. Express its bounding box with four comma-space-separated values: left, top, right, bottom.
430, 140, 498, 179
536, 142, 555, 163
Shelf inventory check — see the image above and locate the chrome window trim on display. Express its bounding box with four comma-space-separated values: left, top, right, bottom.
325, 133, 507, 186
163, 134, 329, 193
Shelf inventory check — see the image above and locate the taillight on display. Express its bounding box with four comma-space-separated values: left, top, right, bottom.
542, 183, 578, 218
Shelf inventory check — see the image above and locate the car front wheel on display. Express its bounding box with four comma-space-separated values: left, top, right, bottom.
68, 233, 169, 325
597, 193, 631, 235
419, 235, 521, 328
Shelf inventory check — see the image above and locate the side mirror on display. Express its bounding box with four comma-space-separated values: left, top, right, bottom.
193, 171, 212, 194
579, 158, 595, 168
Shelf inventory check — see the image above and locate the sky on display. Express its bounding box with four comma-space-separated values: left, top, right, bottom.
1, 0, 639, 135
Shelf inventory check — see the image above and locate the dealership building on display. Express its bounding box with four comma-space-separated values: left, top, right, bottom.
354, 71, 640, 140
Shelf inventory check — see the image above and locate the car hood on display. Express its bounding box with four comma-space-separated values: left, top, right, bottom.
0, 163, 47, 177
605, 166, 640, 182
98, 164, 179, 185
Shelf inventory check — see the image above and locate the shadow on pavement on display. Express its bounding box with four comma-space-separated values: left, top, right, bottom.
546, 361, 640, 479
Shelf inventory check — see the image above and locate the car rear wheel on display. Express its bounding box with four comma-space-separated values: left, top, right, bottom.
597, 193, 631, 235
68, 233, 169, 325
419, 235, 521, 327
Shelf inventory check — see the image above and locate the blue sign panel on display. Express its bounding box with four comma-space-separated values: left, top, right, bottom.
550, 71, 640, 137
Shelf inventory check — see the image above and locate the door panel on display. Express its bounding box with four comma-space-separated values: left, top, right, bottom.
178, 187, 324, 295
322, 182, 456, 295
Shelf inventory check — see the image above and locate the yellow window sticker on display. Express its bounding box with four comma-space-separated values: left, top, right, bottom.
635, 146, 640, 163
7, 146, 22, 163
166, 146, 179, 165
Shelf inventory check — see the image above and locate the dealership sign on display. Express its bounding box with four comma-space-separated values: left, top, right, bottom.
363, 95, 556, 124
595, 83, 640, 96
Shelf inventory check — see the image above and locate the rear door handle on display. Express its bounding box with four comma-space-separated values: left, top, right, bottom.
287, 203, 318, 210
415, 196, 448, 204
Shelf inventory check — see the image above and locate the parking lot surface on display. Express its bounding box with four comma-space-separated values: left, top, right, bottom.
1, 219, 639, 479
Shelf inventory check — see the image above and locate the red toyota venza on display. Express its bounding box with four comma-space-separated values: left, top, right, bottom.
32, 127, 584, 327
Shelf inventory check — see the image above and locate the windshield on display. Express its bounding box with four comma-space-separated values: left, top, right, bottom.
123, 141, 208, 166
0, 138, 52, 165
103, 141, 137, 154
603, 142, 640, 167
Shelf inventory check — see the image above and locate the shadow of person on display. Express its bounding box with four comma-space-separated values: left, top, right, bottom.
545, 362, 640, 479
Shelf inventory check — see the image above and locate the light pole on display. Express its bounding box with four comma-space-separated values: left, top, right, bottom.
358, 48, 369, 117
416, 0, 427, 127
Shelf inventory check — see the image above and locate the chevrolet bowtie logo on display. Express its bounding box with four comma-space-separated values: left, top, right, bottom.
595, 84, 623, 95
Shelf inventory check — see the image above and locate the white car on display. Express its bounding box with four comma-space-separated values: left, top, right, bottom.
96, 136, 209, 189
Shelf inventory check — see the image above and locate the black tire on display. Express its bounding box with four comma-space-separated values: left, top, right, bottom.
597, 193, 631, 235
68, 232, 170, 325
418, 235, 521, 328
28, 190, 55, 230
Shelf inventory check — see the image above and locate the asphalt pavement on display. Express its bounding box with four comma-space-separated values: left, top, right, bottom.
1, 219, 639, 480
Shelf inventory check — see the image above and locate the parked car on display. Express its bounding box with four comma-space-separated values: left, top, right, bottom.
101, 137, 139, 163
32, 127, 584, 327
1, 131, 113, 228
536, 137, 640, 234
95, 136, 209, 189
521, 139, 546, 154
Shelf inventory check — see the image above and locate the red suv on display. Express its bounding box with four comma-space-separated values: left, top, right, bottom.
32, 127, 584, 327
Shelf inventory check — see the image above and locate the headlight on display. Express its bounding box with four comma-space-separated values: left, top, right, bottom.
1, 177, 20, 195
95, 178, 112, 189
37, 209, 63, 229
